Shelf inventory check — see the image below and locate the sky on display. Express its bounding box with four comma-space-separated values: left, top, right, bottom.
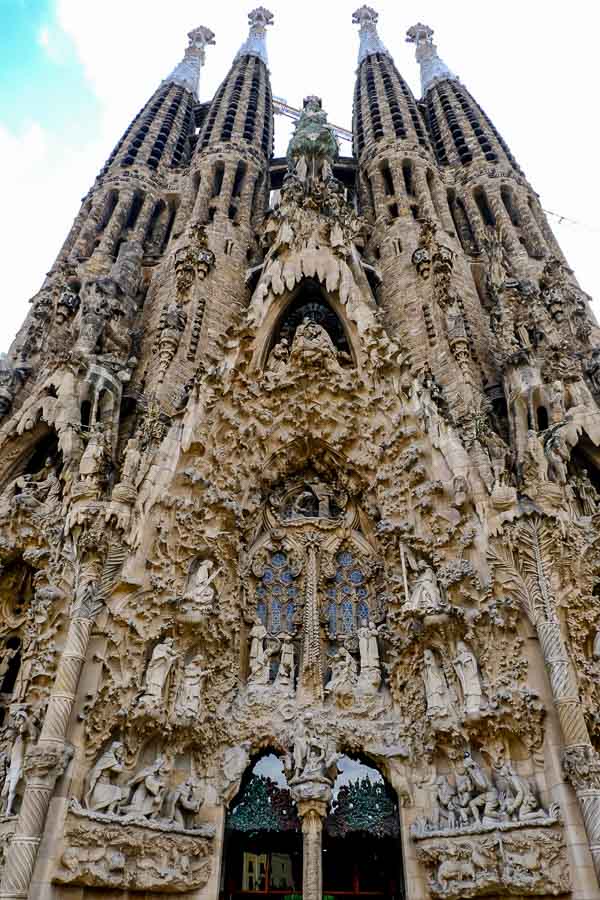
1, 0, 599, 350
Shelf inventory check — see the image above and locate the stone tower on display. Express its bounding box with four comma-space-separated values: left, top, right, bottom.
0, 6, 599, 899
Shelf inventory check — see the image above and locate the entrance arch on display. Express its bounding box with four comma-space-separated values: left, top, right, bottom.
323, 756, 404, 900
224, 752, 302, 899
222, 752, 405, 900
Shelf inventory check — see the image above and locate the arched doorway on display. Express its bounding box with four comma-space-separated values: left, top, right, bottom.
323, 756, 404, 900
222, 753, 404, 900
224, 753, 302, 899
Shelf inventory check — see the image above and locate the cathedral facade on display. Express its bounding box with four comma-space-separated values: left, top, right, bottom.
1, 5, 600, 899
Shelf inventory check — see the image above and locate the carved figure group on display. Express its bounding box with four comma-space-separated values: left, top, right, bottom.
423, 752, 550, 834
84, 747, 204, 831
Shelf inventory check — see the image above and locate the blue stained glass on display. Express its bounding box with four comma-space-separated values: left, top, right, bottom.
342, 585, 352, 594
281, 570, 294, 584
256, 586, 266, 597
271, 600, 281, 632
272, 552, 287, 567
328, 602, 337, 634
358, 600, 369, 621
337, 551, 353, 567
286, 602, 295, 630
342, 599, 353, 633
335, 571, 344, 583
350, 570, 364, 584
257, 602, 267, 624
326, 587, 337, 598
287, 585, 298, 597
272, 585, 282, 596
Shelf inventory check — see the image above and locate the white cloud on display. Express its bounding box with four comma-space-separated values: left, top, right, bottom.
2, 0, 599, 351
0, 121, 104, 350
37, 23, 69, 64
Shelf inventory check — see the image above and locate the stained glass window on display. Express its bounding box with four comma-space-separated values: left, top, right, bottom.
255, 551, 299, 634
325, 549, 369, 637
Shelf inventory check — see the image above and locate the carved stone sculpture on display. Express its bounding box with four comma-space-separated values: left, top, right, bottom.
357, 621, 381, 690
85, 741, 126, 813
120, 755, 172, 819
452, 642, 483, 716
423, 649, 453, 717
407, 564, 446, 616
325, 648, 358, 701
140, 639, 177, 706
175, 657, 209, 718
274, 635, 295, 695
0, 709, 39, 816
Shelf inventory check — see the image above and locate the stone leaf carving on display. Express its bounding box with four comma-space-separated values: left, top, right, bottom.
54, 814, 214, 893
415, 827, 569, 898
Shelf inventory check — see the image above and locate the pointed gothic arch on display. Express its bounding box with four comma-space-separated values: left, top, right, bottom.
224, 751, 302, 898
253, 278, 361, 371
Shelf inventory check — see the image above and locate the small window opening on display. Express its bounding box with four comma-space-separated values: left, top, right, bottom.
402, 160, 414, 196
474, 187, 496, 228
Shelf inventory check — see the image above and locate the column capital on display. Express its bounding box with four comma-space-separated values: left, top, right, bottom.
563, 744, 600, 792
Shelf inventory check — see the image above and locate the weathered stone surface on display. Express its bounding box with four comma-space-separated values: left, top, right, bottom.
0, 6, 597, 900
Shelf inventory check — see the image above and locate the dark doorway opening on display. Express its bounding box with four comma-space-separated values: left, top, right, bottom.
323, 756, 404, 900
223, 753, 302, 900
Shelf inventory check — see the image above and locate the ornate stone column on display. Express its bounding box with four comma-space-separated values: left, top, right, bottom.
292, 782, 332, 900
0, 746, 72, 898
0, 589, 102, 898
515, 519, 600, 881
299, 535, 323, 703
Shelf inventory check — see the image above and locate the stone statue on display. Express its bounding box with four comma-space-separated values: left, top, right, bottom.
1, 709, 39, 816
274, 636, 295, 695
408, 564, 445, 616
185, 560, 219, 607
522, 430, 549, 484
463, 752, 502, 826
593, 630, 600, 661
85, 741, 126, 813
287, 723, 339, 785
453, 641, 483, 715
78, 423, 109, 490
248, 619, 271, 686
161, 777, 204, 829
325, 647, 358, 699
547, 380, 565, 423
500, 763, 542, 822
574, 470, 598, 516
357, 622, 381, 690
140, 638, 177, 705
266, 338, 289, 376
423, 649, 452, 717
288, 319, 340, 371
286, 95, 338, 183
175, 657, 209, 718
121, 755, 171, 819
545, 430, 570, 484
0, 646, 18, 689
432, 775, 457, 830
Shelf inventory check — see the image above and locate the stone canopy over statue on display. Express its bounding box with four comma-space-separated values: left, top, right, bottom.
287, 95, 339, 183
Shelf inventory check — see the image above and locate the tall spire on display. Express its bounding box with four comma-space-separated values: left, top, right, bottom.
235, 7, 274, 66
406, 23, 457, 95
164, 25, 216, 97
352, 6, 391, 65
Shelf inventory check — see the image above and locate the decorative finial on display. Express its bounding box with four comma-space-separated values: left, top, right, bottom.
406, 23, 457, 95
164, 25, 215, 98
236, 7, 274, 66
352, 6, 391, 65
